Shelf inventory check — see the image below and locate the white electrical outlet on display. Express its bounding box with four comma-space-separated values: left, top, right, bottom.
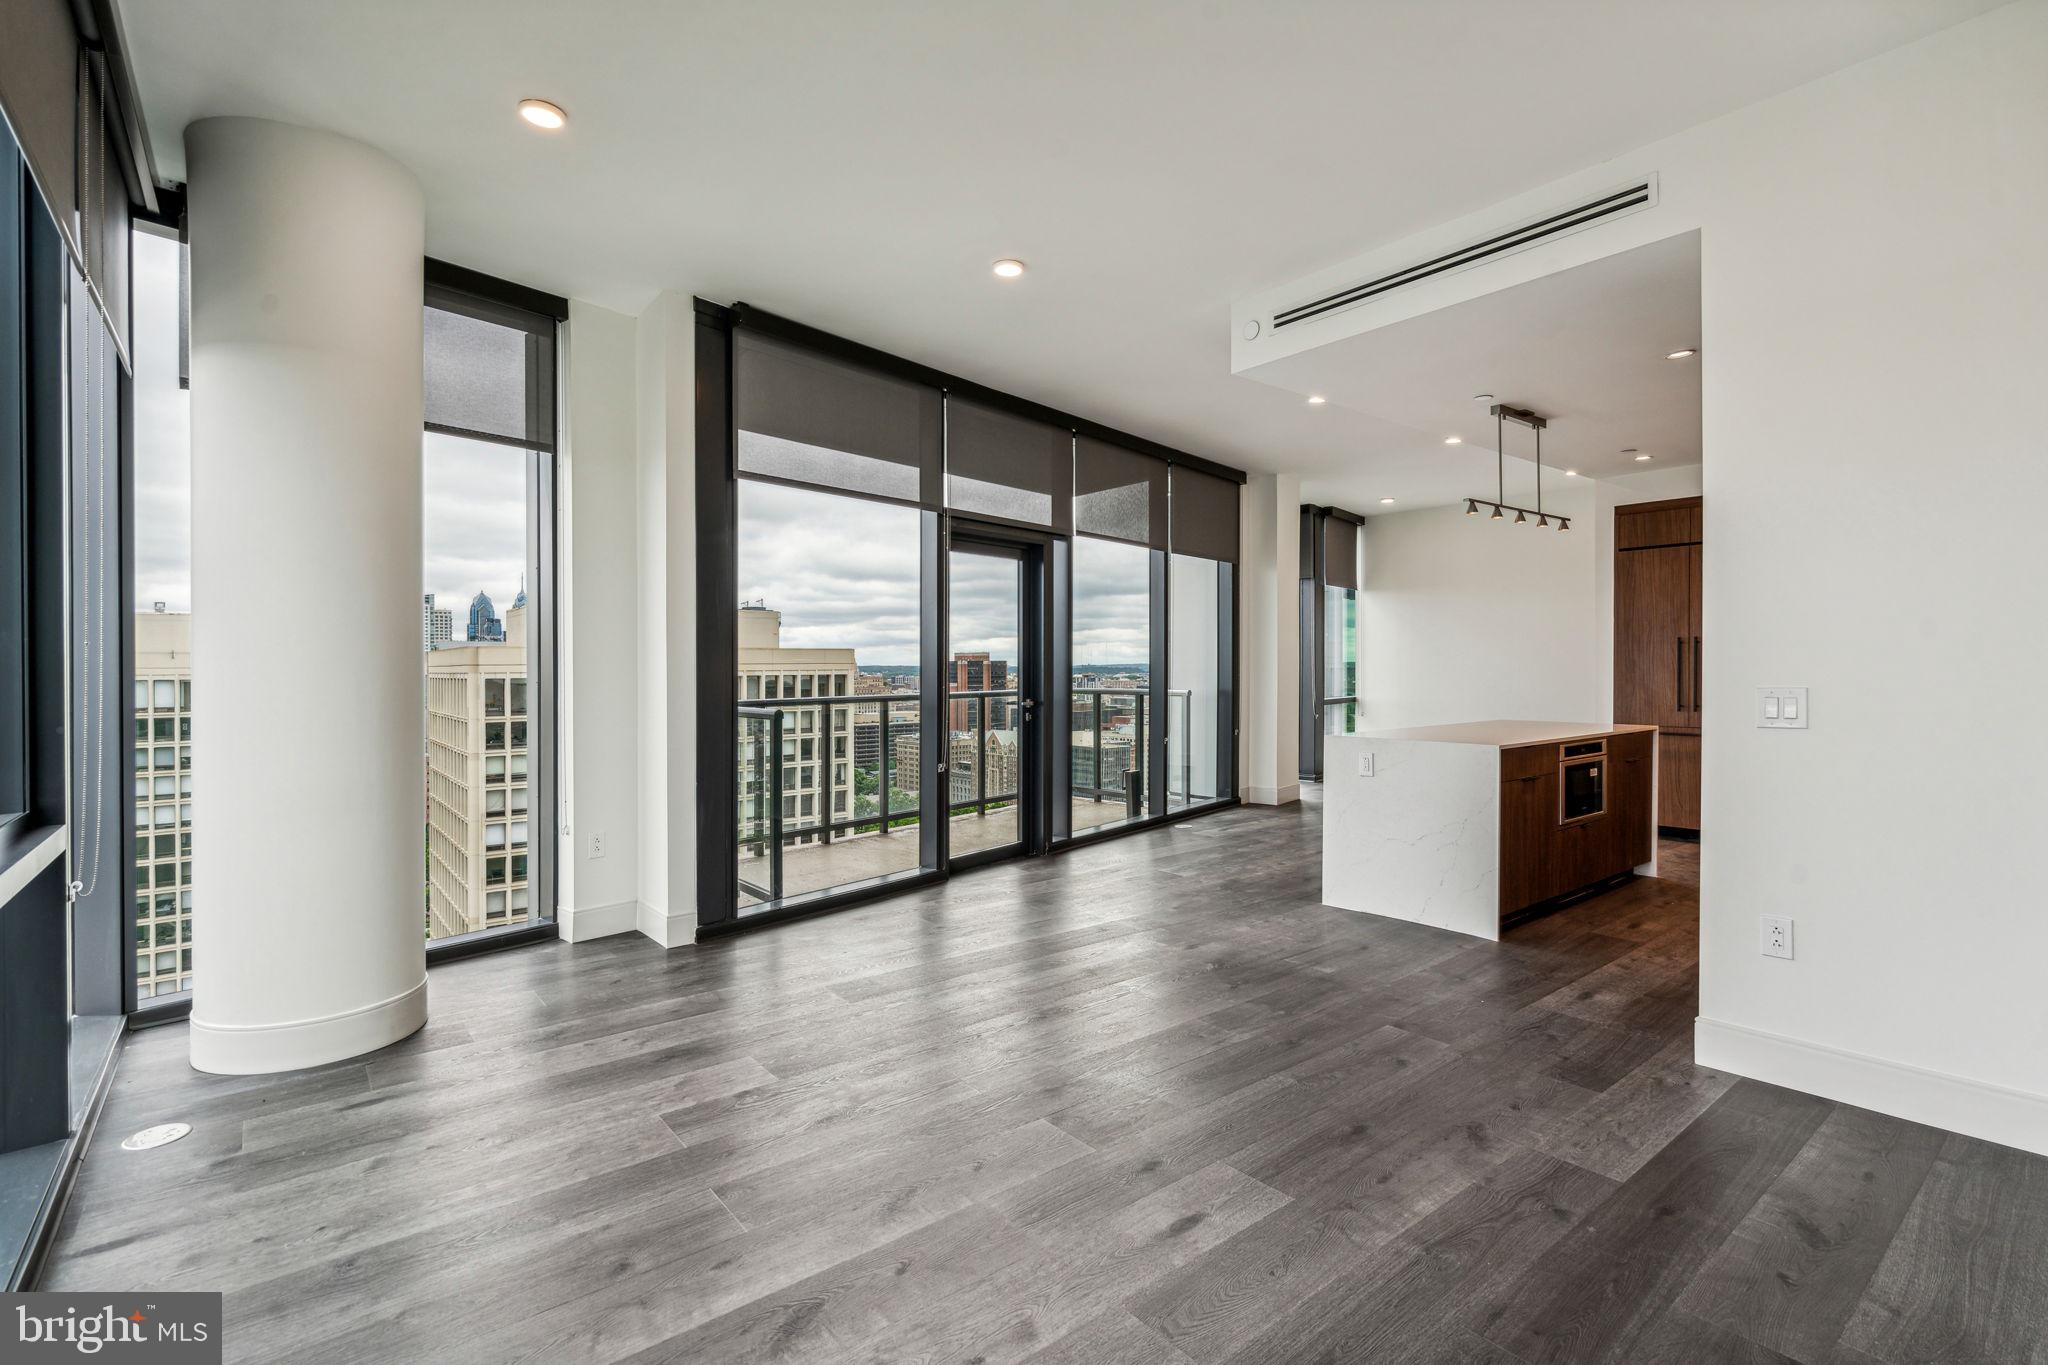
588, 830, 606, 860
1359, 751, 1375, 777
1760, 914, 1794, 959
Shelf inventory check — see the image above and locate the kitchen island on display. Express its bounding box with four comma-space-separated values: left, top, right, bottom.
1323, 721, 1658, 940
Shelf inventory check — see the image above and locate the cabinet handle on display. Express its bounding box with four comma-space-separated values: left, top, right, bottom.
1676, 638, 1686, 713
1693, 636, 1702, 713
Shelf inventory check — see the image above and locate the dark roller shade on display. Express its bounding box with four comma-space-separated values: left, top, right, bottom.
1170, 465, 1238, 562
946, 397, 1071, 531
1324, 514, 1359, 590
1074, 435, 1167, 548
424, 285, 556, 452
735, 328, 942, 506
0, 0, 78, 276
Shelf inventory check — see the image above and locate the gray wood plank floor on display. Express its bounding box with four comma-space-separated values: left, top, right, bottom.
42, 802, 2048, 1364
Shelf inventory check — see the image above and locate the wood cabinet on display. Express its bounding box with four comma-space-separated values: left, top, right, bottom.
1614, 496, 1702, 833
1658, 731, 1700, 829
1498, 729, 1655, 921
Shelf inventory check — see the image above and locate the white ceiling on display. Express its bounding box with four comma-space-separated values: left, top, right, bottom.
1256, 231, 1703, 512
117, 0, 1997, 493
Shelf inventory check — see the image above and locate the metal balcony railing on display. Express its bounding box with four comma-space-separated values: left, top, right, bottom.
945, 688, 1020, 823
735, 692, 922, 906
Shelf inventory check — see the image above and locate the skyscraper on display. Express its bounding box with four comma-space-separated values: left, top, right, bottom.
425, 602, 531, 937
946, 652, 1009, 732
467, 589, 504, 643
133, 610, 194, 1000
422, 592, 453, 651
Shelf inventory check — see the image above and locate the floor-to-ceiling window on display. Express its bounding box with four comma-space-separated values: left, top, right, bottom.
736, 479, 927, 906
1070, 536, 1153, 833
420, 272, 559, 946
729, 327, 941, 914
698, 307, 1241, 934
129, 224, 191, 1000
1299, 505, 1361, 781
1167, 465, 1238, 810
1069, 437, 1168, 836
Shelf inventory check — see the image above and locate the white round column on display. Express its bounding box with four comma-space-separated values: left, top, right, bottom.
186, 118, 428, 1073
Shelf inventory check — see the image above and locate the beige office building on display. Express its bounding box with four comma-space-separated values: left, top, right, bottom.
737, 605, 855, 845
133, 610, 195, 999
425, 603, 531, 939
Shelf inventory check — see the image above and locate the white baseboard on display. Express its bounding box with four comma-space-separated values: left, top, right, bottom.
558, 900, 637, 942
191, 975, 427, 1075
1244, 783, 1300, 806
635, 900, 696, 949
1695, 1016, 2048, 1157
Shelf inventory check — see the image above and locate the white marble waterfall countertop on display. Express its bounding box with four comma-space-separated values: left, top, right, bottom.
1357, 720, 1658, 749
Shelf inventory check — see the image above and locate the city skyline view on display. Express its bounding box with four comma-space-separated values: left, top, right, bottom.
738, 479, 1153, 667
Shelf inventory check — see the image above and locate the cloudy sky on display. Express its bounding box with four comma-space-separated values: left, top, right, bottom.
134, 234, 1149, 665
737, 481, 1151, 669
134, 234, 527, 638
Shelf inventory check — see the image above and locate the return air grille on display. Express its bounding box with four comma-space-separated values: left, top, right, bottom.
1271, 176, 1658, 331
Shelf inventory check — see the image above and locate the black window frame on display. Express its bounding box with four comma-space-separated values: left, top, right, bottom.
417, 261, 565, 966
695, 301, 1244, 939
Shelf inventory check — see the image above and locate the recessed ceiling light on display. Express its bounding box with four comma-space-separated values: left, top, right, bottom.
991, 259, 1026, 278
1443, 435, 1462, 445
1564, 469, 1579, 477
1306, 395, 1327, 405
1379, 497, 1396, 505
1472, 393, 1495, 402
1634, 452, 1653, 462
1666, 348, 1697, 360
518, 99, 567, 130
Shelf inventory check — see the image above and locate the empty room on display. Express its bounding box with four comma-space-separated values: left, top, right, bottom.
2, 3, 2045, 1362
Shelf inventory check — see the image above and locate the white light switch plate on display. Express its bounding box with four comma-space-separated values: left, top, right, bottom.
1358, 751, 1375, 777
1757, 687, 1808, 729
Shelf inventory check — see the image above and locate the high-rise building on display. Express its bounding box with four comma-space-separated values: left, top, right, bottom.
133, 609, 194, 999
946, 652, 1009, 732
425, 602, 531, 938
467, 589, 504, 643
422, 592, 453, 651
737, 605, 856, 846
1073, 729, 1135, 797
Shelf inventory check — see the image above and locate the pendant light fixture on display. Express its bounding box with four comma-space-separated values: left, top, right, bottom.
1468, 403, 1569, 531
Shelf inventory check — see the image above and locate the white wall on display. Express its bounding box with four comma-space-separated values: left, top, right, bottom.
1258, 0, 2048, 1153
631, 293, 698, 948
1358, 485, 1601, 732
1682, 3, 2048, 1152
557, 301, 641, 940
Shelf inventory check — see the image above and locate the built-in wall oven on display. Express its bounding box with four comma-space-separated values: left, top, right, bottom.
1559, 740, 1606, 824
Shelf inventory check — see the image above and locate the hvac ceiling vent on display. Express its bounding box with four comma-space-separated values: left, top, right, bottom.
1270, 175, 1659, 332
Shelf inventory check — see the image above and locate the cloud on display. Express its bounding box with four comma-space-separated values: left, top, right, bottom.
738, 480, 1153, 669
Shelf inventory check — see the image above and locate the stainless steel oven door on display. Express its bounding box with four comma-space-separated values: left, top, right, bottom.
1560, 756, 1606, 823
